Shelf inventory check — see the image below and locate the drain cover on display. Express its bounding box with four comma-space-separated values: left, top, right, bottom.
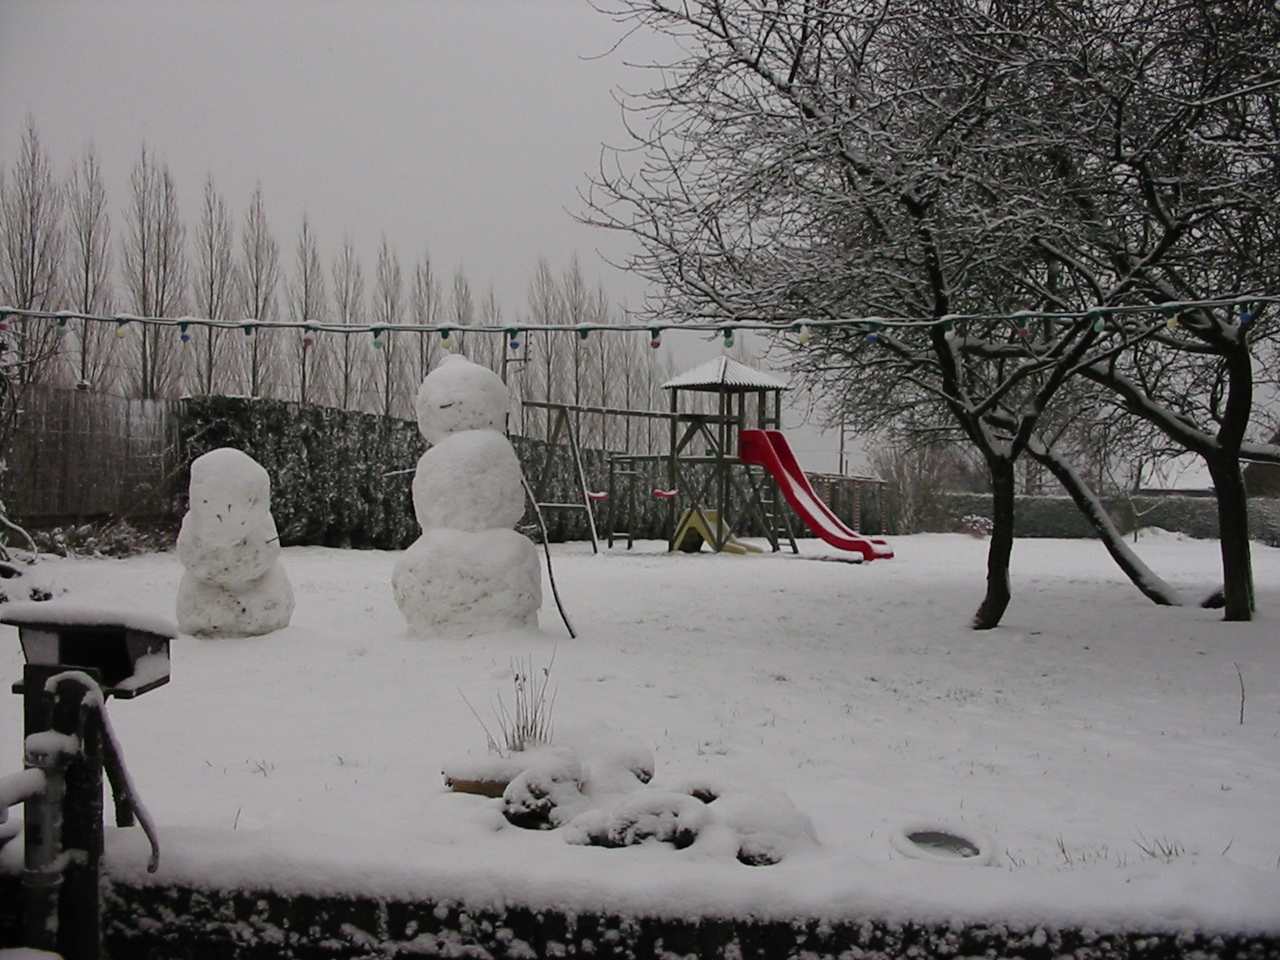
905, 830, 981, 858
890, 822, 994, 864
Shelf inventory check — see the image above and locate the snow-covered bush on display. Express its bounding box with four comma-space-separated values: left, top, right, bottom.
501, 753, 587, 830
958, 514, 993, 538
0, 495, 57, 604
31, 518, 173, 558
564, 791, 712, 850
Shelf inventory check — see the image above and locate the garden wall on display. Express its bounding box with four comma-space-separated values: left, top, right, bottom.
2, 872, 1277, 959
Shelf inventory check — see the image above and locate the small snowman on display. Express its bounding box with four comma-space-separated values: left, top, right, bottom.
176, 447, 295, 637
393, 355, 542, 635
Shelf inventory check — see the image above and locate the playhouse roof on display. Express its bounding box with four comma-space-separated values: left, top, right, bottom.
662, 356, 789, 393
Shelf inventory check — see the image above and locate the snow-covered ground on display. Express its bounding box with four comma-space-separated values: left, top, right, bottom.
2, 533, 1278, 934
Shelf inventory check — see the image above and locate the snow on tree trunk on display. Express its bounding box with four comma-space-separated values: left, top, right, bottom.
1031, 445, 1184, 607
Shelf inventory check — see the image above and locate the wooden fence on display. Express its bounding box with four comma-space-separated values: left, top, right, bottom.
3, 384, 182, 524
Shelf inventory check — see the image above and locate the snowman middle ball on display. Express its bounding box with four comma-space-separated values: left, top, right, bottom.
412, 429, 526, 532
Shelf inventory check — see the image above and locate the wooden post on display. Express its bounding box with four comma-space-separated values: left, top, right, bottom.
57, 677, 104, 960
667, 388, 678, 551
716, 390, 727, 549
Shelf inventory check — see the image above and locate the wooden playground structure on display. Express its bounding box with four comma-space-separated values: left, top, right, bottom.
524, 357, 892, 561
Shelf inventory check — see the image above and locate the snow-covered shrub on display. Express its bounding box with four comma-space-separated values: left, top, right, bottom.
712, 788, 821, 866
0, 495, 56, 603
958, 514, 993, 538
501, 753, 586, 830
31, 518, 173, 558
564, 791, 712, 850
0, 560, 57, 604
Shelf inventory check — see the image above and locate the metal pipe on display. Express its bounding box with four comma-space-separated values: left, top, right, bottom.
23, 731, 73, 953
0, 767, 46, 812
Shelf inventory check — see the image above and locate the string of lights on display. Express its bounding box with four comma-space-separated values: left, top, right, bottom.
0, 293, 1273, 353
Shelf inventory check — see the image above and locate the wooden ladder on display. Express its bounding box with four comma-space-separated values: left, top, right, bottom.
607, 455, 640, 549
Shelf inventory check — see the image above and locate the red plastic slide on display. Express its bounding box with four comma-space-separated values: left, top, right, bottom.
739, 429, 894, 561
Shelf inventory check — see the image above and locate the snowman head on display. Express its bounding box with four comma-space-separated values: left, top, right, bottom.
188, 447, 272, 512
415, 354, 510, 443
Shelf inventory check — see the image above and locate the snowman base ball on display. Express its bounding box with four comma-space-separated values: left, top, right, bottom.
393, 528, 542, 637
177, 563, 296, 637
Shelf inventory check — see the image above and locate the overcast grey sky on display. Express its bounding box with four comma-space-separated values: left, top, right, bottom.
0, 0, 649, 309
0, 0, 850, 470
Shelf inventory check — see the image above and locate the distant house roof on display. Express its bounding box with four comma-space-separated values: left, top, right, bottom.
662, 356, 790, 392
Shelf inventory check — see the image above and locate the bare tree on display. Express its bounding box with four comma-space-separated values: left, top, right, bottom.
867, 437, 984, 534
615, 330, 644, 452
586, 285, 614, 449
288, 215, 328, 405
643, 346, 674, 455
236, 183, 280, 398
449, 265, 475, 361
121, 144, 186, 399
527, 257, 564, 440
561, 256, 590, 436
476, 283, 504, 375
371, 235, 406, 417
409, 249, 442, 385
507, 311, 533, 426
190, 174, 235, 395
63, 144, 115, 389
331, 234, 368, 411
0, 116, 64, 386
583, 0, 1273, 624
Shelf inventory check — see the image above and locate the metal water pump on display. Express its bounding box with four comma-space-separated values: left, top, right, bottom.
1, 603, 171, 960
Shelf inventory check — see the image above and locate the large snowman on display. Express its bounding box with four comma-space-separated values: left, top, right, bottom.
393, 355, 542, 635
176, 447, 295, 637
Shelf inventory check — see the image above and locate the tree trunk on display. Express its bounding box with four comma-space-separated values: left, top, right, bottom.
1030, 446, 1183, 606
1206, 455, 1255, 621
973, 458, 1015, 630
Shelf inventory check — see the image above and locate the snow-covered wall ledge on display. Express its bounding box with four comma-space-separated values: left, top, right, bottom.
3, 874, 1278, 959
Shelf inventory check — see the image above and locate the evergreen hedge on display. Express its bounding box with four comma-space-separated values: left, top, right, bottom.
180, 397, 425, 549
177, 397, 868, 548
934, 491, 1280, 544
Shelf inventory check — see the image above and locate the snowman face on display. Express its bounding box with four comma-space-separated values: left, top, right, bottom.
415, 355, 510, 443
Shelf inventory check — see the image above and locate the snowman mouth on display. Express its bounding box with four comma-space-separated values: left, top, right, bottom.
438, 402, 455, 409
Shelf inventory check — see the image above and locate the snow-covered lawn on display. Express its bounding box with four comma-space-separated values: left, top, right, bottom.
3, 533, 1279, 933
